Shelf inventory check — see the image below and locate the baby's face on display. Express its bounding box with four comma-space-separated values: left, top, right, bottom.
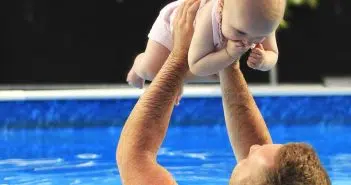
221, 0, 283, 46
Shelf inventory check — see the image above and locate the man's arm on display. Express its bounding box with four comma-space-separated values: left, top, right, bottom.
219, 62, 272, 161
116, 53, 185, 185
116, 0, 200, 184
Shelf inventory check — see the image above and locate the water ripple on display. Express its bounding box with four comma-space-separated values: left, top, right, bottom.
0, 158, 63, 167
76, 154, 100, 160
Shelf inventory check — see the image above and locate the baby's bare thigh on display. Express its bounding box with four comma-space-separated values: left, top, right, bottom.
134, 40, 171, 80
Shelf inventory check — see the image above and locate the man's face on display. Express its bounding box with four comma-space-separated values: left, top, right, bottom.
230, 144, 283, 184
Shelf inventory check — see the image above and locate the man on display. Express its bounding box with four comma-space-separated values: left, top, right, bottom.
116, 0, 331, 184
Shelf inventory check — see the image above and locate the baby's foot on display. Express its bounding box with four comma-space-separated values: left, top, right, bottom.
175, 85, 184, 106
127, 69, 145, 89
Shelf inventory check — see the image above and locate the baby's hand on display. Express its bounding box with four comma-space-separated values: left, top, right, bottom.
225, 40, 251, 60
247, 44, 266, 70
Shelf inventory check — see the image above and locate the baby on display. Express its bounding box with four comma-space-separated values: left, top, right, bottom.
127, 0, 286, 88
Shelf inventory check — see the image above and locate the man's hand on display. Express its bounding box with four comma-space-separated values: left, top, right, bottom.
172, 0, 200, 56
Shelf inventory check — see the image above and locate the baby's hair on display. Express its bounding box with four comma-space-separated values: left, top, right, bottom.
222, 0, 286, 22
259, 0, 286, 22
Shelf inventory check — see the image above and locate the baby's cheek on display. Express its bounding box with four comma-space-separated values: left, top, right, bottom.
221, 25, 236, 41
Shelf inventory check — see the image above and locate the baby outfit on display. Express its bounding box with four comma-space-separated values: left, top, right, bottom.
147, 0, 225, 51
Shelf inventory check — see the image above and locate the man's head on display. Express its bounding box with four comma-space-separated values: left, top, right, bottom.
221, 0, 286, 46
230, 143, 331, 185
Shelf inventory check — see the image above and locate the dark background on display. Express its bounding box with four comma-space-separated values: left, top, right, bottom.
0, 0, 350, 84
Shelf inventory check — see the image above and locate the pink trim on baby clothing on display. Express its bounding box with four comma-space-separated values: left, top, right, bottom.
213, 0, 225, 49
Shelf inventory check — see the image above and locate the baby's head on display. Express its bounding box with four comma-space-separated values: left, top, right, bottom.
221, 0, 286, 45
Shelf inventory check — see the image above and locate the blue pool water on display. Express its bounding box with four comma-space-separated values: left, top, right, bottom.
0, 96, 351, 184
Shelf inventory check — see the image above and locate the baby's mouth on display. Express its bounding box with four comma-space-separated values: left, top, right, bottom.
234, 40, 256, 48
250, 44, 256, 49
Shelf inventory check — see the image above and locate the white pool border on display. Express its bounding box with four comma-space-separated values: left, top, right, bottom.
0, 84, 350, 101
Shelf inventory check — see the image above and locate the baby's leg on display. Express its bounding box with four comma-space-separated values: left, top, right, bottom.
126, 54, 145, 88
127, 40, 170, 88
134, 40, 171, 81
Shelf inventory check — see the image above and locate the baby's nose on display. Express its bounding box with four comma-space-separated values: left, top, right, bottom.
247, 39, 256, 45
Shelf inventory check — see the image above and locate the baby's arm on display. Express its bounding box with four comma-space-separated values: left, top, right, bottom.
188, 1, 235, 76
262, 32, 279, 70
248, 32, 279, 71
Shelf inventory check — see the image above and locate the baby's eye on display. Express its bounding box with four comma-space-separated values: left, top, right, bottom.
236, 30, 246, 35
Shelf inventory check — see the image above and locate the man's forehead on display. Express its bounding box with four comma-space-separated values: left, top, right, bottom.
231, 162, 266, 185
245, 144, 282, 171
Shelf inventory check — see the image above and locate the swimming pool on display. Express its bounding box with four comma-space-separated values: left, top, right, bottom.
0, 85, 350, 185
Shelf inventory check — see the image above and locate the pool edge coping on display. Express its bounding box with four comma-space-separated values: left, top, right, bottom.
0, 84, 351, 101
